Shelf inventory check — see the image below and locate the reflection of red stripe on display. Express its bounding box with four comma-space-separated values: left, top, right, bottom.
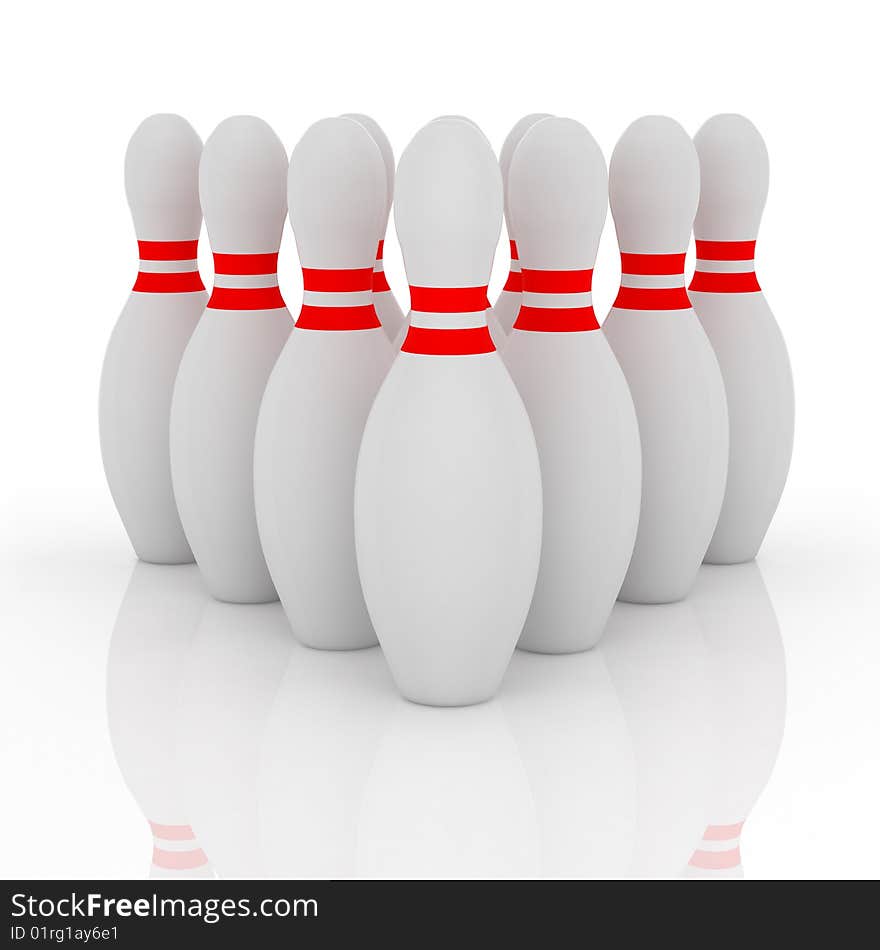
296, 305, 381, 330
695, 240, 756, 261
690, 271, 761, 293
149, 822, 196, 841
208, 286, 286, 310
502, 271, 522, 293
614, 286, 691, 310
152, 847, 209, 871
409, 286, 490, 313
376, 240, 384, 260
620, 252, 686, 275
402, 325, 495, 356
688, 847, 741, 871
509, 240, 519, 261
138, 240, 199, 261
522, 269, 593, 293
373, 271, 391, 293
213, 252, 279, 275
515, 306, 599, 332
302, 267, 373, 292
133, 271, 205, 293
703, 822, 744, 841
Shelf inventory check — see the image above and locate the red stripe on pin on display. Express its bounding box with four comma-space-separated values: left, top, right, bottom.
503, 271, 522, 293
408, 286, 490, 313
376, 240, 384, 260
522, 269, 593, 294
620, 252, 687, 275
613, 286, 691, 310
514, 306, 599, 332
213, 252, 279, 275
137, 240, 199, 261
402, 325, 495, 356
509, 240, 519, 261
695, 240, 756, 261
689, 271, 761, 293
296, 304, 381, 330
152, 847, 209, 871
302, 267, 374, 292
133, 271, 205, 293
208, 286, 286, 310
373, 272, 391, 293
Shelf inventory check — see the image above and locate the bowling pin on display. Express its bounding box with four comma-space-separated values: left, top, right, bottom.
170, 116, 292, 604
689, 114, 795, 564
99, 115, 206, 564
493, 113, 552, 336
504, 117, 641, 653
106, 563, 214, 878
341, 113, 406, 342
685, 563, 786, 878
254, 117, 393, 650
603, 116, 729, 604
354, 117, 543, 707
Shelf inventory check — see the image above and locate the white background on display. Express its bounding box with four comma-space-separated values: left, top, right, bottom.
1, 0, 878, 879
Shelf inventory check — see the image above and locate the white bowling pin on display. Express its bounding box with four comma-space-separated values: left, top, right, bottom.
354, 117, 543, 707
99, 115, 206, 564
106, 563, 214, 878
504, 117, 641, 653
493, 113, 552, 336
341, 113, 406, 342
603, 116, 729, 604
254, 117, 393, 650
685, 563, 786, 878
170, 116, 292, 604
689, 114, 795, 564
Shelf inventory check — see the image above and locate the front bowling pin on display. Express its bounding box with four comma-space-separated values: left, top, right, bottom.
689, 114, 795, 564
99, 115, 206, 564
354, 117, 543, 707
254, 117, 393, 650
504, 117, 641, 652
170, 116, 292, 604
603, 116, 729, 604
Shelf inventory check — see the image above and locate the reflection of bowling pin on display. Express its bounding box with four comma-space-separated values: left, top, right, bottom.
254, 117, 393, 650
105, 563, 213, 878
259, 643, 394, 878
356, 700, 540, 878
501, 650, 636, 877
504, 117, 641, 653
685, 563, 786, 878
492, 113, 552, 336
355, 117, 542, 706
689, 115, 795, 564
100, 115, 206, 564
177, 600, 292, 879
341, 113, 406, 342
603, 116, 729, 604
602, 600, 712, 877
170, 116, 292, 604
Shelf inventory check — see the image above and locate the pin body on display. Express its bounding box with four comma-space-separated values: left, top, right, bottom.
689, 115, 794, 564
493, 113, 552, 336
355, 118, 542, 706
100, 115, 206, 564
603, 116, 728, 604
255, 117, 393, 650
170, 116, 291, 604
504, 117, 640, 652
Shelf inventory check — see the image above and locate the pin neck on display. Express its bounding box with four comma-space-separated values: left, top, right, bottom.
133, 240, 204, 294
513, 268, 598, 333
373, 240, 391, 292
690, 240, 761, 293
208, 252, 285, 311
613, 252, 691, 311
296, 266, 381, 331
502, 240, 522, 292
402, 284, 495, 356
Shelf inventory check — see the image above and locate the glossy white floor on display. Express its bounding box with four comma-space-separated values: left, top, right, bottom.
2, 488, 878, 879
